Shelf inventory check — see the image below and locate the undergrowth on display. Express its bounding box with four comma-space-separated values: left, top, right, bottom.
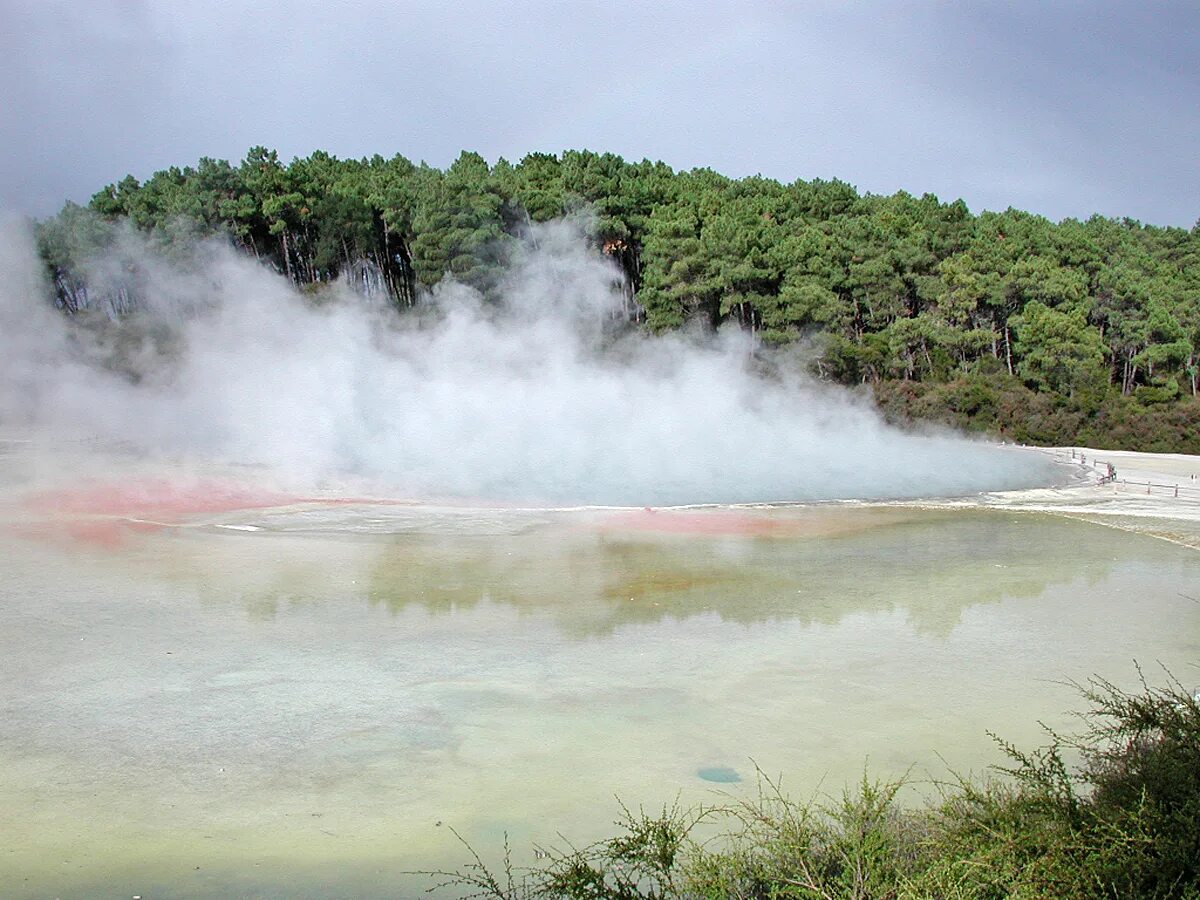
421, 665, 1200, 899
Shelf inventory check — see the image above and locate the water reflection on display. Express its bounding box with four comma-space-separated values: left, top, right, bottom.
362, 510, 1116, 639
70, 506, 1121, 640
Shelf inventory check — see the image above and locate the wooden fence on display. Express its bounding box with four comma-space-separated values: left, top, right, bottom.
1057, 448, 1200, 499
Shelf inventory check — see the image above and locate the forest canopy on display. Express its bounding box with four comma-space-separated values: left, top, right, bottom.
33, 147, 1200, 452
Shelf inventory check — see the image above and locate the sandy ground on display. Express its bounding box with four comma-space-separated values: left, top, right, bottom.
1028, 446, 1200, 511
1064, 446, 1200, 481
902, 446, 1200, 550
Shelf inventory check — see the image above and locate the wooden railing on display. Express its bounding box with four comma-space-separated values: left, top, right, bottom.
1056, 448, 1200, 499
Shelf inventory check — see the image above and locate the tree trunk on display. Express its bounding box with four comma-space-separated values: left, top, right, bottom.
279, 231, 293, 283
1123, 353, 1138, 395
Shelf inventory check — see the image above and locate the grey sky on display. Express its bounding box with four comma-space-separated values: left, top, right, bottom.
2, 0, 1197, 226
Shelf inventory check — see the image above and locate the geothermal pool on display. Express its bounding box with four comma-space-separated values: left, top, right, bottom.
3, 447, 1199, 898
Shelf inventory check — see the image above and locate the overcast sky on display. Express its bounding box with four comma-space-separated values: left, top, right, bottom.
2, 0, 1196, 226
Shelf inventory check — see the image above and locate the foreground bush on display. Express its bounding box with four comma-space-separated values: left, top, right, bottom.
426, 666, 1200, 898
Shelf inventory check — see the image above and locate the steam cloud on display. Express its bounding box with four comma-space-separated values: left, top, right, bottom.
0, 217, 1057, 506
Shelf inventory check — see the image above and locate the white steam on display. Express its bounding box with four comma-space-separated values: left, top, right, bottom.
0, 217, 1057, 505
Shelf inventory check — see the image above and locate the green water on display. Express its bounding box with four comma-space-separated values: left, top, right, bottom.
2, 497, 1198, 898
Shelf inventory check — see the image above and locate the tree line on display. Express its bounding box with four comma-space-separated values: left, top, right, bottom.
34, 147, 1200, 451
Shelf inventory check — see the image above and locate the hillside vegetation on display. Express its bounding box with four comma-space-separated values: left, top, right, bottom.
35, 148, 1200, 451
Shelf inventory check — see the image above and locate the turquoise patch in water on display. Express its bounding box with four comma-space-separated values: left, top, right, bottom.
697, 766, 741, 783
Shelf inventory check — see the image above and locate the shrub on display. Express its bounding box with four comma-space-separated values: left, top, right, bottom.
427, 668, 1200, 898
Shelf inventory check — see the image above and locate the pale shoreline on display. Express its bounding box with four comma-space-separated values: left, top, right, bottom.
5, 434, 1200, 548
893, 445, 1200, 550
993, 445, 1200, 516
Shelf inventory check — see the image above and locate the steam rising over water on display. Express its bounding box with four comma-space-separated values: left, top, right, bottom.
0, 218, 1058, 504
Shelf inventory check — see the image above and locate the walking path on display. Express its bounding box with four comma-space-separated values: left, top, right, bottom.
899, 445, 1200, 550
